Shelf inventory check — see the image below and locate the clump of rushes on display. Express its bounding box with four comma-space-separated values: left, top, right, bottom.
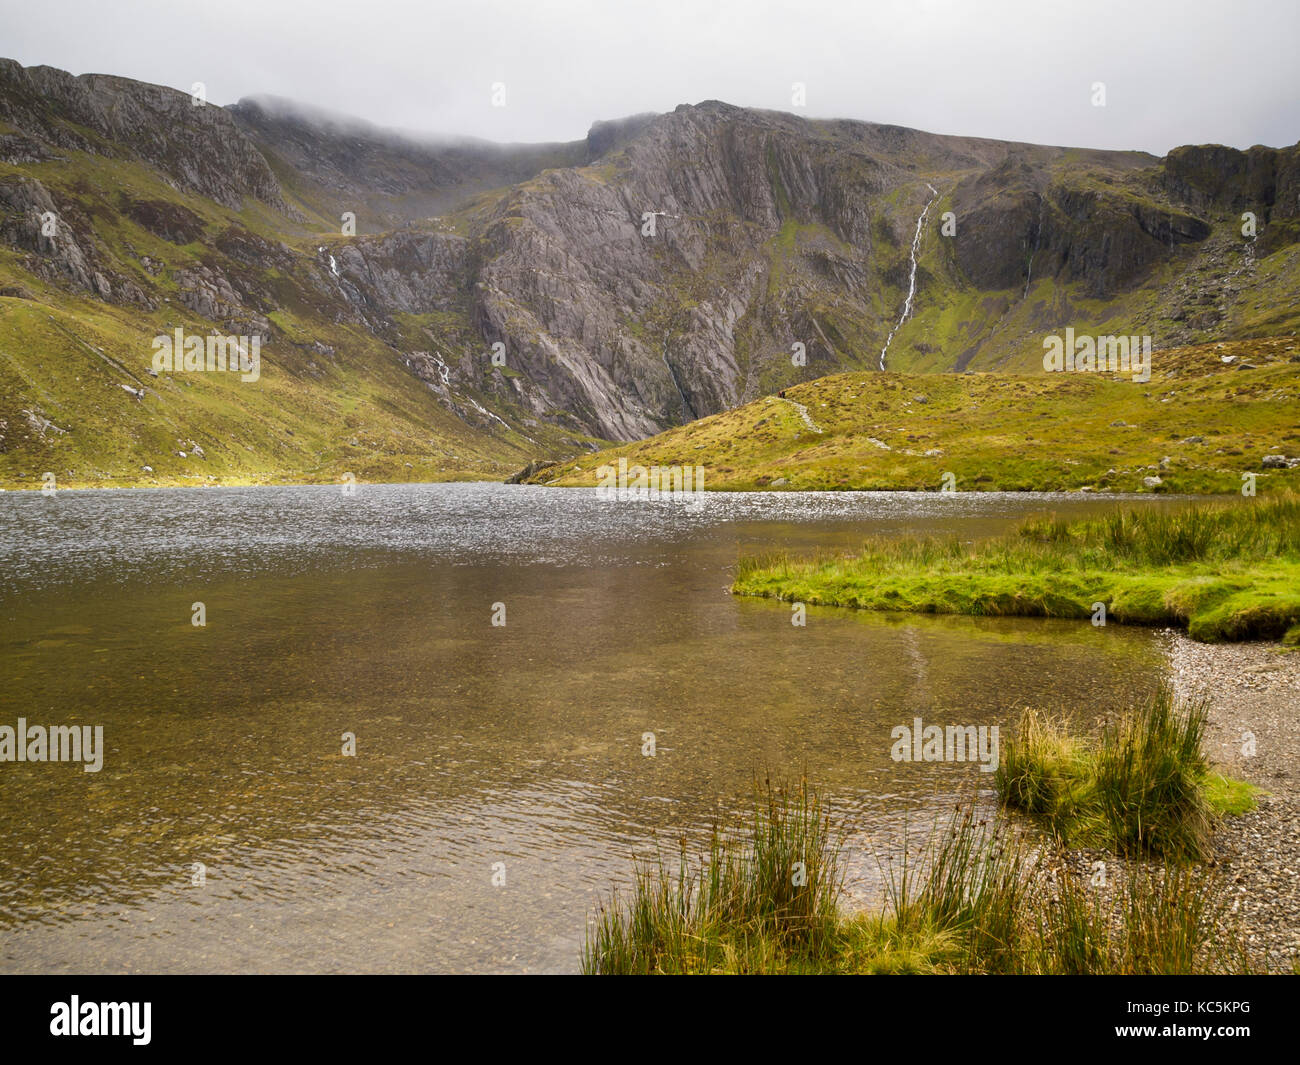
732, 495, 1300, 642
883, 808, 1031, 974
996, 687, 1256, 860
1033, 862, 1240, 975
992, 707, 1087, 837
581, 777, 844, 974
583, 784, 1254, 974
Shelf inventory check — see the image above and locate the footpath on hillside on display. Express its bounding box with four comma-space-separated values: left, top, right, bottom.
780, 395, 823, 434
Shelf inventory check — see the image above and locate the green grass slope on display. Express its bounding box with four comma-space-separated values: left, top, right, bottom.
526, 337, 1300, 494
0, 292, 532, 489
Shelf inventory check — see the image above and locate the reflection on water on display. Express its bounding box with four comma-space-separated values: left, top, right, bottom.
0, 484, 1181, 972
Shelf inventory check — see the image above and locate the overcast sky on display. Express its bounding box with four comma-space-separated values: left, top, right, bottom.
1, 0, 1296, 154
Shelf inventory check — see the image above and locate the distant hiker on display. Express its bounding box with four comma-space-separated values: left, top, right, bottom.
778, 390, 786, 399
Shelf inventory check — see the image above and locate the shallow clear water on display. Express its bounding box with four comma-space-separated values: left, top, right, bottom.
0, 483, 1181, 972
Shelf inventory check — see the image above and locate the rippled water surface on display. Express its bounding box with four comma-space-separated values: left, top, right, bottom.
0, 483, 1183, 972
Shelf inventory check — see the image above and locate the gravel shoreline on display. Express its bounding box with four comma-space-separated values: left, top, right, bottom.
1165, 632, 1300, 972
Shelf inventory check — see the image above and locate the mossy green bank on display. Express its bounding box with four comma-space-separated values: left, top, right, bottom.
732, 495, 1300, 643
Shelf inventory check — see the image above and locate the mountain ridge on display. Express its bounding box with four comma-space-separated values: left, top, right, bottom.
1, 57, 1298, 486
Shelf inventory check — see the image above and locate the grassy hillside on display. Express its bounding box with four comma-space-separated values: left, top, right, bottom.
0, 144, 595, 490
526, 337, 1300, 495
0, 292, 528, 490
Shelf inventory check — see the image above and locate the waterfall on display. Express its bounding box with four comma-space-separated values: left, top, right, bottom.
878, 183, 939, 371
1023, 195, 1045, 299
662, 334, 695, 421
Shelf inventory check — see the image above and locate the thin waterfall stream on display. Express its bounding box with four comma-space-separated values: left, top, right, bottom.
879, 183, 940, 371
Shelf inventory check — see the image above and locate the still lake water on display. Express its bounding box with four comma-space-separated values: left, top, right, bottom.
0, 483, 1182, 973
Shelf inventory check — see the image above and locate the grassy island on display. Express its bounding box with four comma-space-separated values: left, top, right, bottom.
732, 495, 1300, 643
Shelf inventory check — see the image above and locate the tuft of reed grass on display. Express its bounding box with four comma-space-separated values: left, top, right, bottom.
581, 777, 843, 974
996, 687, 1231, 860
584, 786, 1254, 974
1035, 861, 1243, 974
883, 806, 1031, 974
1093, 690, 1214, 859
993, 708, 1086, 836
880, 804, 1246, 974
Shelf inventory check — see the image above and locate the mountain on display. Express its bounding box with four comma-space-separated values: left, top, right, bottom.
228, 95, 589, 230
1, 57, 1298, 487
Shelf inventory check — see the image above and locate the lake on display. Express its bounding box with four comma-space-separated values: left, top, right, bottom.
0, 483, 1181, 972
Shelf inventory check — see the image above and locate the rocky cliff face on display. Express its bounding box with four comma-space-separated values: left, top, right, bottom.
0, 174, 155, 306
0, 60, 286, 212
1162, 142, 1300, 254
1, 57, 1298, 449
410, 102, 1299, 436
